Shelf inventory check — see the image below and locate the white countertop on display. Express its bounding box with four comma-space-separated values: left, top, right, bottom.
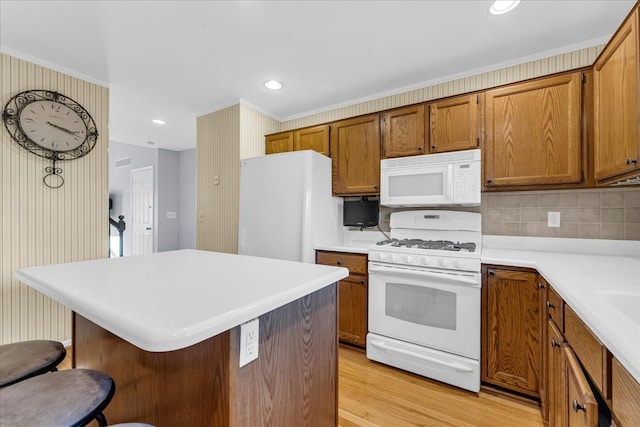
315, 228, 388, 254
482, 236, 640, 384
16, 249, 348, 352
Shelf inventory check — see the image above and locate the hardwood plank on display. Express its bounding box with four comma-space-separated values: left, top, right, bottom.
338, 346, 544, 427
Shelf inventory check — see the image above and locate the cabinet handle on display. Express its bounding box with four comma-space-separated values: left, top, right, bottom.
572, 400, 586, 412
546, 301, 555, 309
417, 146, 423, 151
486, 179, 493, 185
488, 270, 496, 276
336, 260, 342, 266
373, 185, 379, 190
360, 279, 365, 285
538, 283, 545, 289
431, 145, 437, 150
551, 339, 560, 348
627, 158, 638, 165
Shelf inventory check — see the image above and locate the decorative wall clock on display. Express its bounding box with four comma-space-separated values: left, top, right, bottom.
2, 89, 99, 188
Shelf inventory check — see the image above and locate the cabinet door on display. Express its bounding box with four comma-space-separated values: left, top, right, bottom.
484, 73, 583, 187
265, 131, 293, 154
330, 114, 381, 195
482, 267, 542, 397
338, 274, 368, 347
294, 125, 330, 156
548, 320, 566, 427
564, 345, 598, 427
381, 104, 426, 158
429, 94, 479, 153
594, 7, 640, 182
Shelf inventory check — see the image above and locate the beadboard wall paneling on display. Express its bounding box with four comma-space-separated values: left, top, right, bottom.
239, 103, 280, 160
0, 53, 109, 345
196, 105, 240, 254
196, 104, 280, 253
280, 46, 604, 130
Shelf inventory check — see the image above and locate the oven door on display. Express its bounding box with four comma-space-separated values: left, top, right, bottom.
368, 262, 480, 360
380, 163, 453, 207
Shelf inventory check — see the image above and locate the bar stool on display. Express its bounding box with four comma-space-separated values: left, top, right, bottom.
0, 369, 115, 427
0, 340, 66, 388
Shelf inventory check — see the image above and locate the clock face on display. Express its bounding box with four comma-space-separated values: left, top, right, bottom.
18, 100, 88, 151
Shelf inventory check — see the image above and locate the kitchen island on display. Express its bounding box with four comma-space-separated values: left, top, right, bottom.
16, 249, 348, 426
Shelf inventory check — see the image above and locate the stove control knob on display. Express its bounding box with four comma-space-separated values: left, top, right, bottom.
391, 254, 399, 262
440, 258, 450, 267
378, 253, 388, 261
421, 257, 431, 266
407, 255, 419, 264
456, 259, 466, 269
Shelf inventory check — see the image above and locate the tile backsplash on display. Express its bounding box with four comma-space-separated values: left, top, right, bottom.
378, 188, 640, 240
481, 188, 640, 240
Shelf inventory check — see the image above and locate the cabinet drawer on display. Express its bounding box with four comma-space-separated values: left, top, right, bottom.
564, 305, 611, 399
546, 286, 564, 330
612, 358, 640, 427
342, 274, 367, 285
316, 251, 367, 275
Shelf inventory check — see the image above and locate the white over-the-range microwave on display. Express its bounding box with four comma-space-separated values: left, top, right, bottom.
380, 149, 481, 207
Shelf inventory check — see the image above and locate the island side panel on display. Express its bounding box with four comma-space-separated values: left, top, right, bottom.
73, 314, 231, 427
230, 283, 338, 427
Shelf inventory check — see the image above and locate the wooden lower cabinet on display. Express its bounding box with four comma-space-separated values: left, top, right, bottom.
565, 344, 599, 427
612, 358, 640, 427
547, 319, 566, 427
316, 250, 368, 348
482, 265, 542, 397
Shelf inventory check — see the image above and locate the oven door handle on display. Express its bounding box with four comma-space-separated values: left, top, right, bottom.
368, 264, 479, 287
369, 340, 474, 373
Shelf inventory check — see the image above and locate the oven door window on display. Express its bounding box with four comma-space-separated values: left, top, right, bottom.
385, 282, 456, 330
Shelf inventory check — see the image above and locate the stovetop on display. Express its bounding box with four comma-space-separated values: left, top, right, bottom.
375, 238, 477, 253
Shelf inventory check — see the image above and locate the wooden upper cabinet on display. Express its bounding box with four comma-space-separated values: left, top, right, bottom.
330, 114, 381, 195
484, 72, 583, 188
265, 131, 293, 154
429, 94, 480, 153
482, 266, 542, 398
594, 6, 640, 183
381, 104, 425, 158
294, 125, 330, 156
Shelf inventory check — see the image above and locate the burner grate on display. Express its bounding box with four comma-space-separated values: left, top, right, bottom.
376, 238, 476, 252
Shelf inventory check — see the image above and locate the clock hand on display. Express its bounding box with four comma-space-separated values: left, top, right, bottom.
47, 121, 80, 137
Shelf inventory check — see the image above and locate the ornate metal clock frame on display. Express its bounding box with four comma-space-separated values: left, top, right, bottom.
2, 89, 99, 188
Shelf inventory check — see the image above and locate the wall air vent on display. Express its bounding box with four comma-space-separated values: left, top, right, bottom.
115, 157, 132, 168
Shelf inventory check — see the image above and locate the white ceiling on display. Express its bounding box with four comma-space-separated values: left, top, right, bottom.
1, 0, 636, 151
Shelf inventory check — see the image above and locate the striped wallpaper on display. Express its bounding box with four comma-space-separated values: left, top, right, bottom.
1, 53, 109, 345
281, 46, 604, 130
196, 103, 279, 253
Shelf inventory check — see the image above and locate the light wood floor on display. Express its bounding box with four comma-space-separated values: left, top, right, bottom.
60, 346, 544, 427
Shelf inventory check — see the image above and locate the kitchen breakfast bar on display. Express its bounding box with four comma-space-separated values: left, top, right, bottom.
16, 249, 348, 426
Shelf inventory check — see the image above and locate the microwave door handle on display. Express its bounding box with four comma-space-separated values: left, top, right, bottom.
369, 340, 474, 373
368, 264, 479, 287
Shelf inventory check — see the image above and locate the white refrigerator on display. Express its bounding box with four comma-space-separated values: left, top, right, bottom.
238, 150, 343, 263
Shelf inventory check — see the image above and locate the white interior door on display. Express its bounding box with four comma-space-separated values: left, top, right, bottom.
131, 166, 154, 255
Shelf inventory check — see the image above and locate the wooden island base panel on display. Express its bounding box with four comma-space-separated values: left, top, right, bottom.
73, 284, 337, 427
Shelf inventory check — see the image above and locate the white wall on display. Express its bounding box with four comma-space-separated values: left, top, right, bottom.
109, 142, 196, 255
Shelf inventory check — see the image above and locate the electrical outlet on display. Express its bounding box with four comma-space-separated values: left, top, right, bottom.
548, 211, 561, 228
166, 211, 177, 219
239, 318, 259, 367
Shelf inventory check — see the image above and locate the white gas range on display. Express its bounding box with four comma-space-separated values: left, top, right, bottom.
367, 210, 482, 392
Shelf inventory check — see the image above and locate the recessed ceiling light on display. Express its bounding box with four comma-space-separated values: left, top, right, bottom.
264, 80, 282, 90
152, 119, 166, 125
489, 0, 521, 15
